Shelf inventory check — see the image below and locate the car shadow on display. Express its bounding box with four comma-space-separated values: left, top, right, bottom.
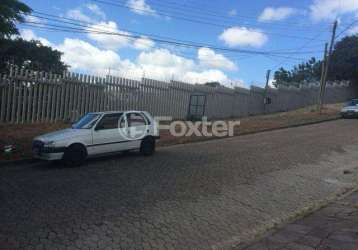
32, 150, 141, 170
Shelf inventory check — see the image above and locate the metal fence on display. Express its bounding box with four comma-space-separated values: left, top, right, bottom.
0, 66, 356, 124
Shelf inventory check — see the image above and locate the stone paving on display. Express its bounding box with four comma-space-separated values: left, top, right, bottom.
242, 191, 358, 250
1, 119, 358, 250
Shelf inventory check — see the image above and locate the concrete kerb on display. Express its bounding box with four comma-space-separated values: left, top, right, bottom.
234, 185, 358, 250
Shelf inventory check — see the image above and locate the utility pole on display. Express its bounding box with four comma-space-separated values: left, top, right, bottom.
317, 43, 328, 113
318, 20, 338, 113
263, 69, 271, 114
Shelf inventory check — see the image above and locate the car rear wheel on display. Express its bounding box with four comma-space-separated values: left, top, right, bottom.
140, 137, 155, 156
63, 144, 87, 167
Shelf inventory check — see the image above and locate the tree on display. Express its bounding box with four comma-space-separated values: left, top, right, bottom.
0, 1, 67, 73
0, 0, 32, 38
274, 35, 358, 86
273, 57, 322, 87
0, 38, 68, 74
273, 68, 292, 87
204, 81, 222, 88
329, 35, 358, 81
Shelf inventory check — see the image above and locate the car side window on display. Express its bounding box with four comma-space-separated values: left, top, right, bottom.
95, 113, 123, 130
127, 113, 147, 127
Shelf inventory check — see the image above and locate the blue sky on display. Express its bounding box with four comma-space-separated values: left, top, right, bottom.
18, 0, 358, 87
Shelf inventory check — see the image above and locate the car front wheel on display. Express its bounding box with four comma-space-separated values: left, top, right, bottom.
140, 137, 155, 156
63, 144, 87, 167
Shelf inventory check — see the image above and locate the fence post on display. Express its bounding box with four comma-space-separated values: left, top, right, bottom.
35, 71, 42, 123
45, 72, 52, 122
0, 74, 7, 123
40, 72, 47, 122
30, 71, 39, 123
16, 68, 24, 124
72, 77, 79, 120
10, 67, 18, 123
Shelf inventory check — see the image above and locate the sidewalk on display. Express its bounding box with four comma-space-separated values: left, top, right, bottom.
243, 191, 358, 250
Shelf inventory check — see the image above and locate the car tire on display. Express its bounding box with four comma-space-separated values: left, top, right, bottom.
140, 137, 155, 156
63, 144, 87, 167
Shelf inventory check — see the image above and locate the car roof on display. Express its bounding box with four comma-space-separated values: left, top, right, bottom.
88, 110, 146, 115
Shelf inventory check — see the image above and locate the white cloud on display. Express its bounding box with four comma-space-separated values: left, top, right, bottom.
86, 3, 106, 19
56, 38, 123, 74
228, 9, 237, 17
137, 48, 195, 79
87, 21, 131, 50
66, 4, 106, 23
87, 21, 155, 51
183, 70, 245, 87
197, 48, 237, 71
268, 79, 276, 88
133, 36, 155, 50
219, 26, 268, 47
66, 9, 92, 22
20, 29, 52, 46
136, 49, 240, 85
258, 7, 296, 22
183, 70, 230, 84
126, 0, 156, 16
25, 15, 46, 25
21, 30, 242, 86
310, 0, 358, 21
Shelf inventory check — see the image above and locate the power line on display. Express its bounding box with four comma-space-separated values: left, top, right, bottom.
335, 20, 358, 39
270, 31, 327, 72
23, 21, 313, 63
25, 14, 324, 57
32, 12, 326, 55
104, 0, 329, 31
24, 21, 250, 64
90, 0, 328, 41
31, 12, 225, 48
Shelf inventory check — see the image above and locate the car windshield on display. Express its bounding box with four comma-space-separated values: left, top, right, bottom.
346, 100, 358, 106
72, 113, 101, 129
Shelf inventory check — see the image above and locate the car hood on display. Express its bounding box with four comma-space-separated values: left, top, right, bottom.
35, 128, 90, 142
341, 106, 358, 112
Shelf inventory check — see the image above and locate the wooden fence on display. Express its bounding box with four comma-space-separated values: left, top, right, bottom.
0, 66, 355, 124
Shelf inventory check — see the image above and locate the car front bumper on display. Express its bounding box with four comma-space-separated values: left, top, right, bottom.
33, 152, 64, 161
341, 111, 358, 118
32, 141, 66, 161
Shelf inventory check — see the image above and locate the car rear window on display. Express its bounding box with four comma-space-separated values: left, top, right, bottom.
127, 113, 147, 127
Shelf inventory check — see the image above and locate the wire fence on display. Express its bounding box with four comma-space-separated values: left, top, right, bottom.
0, 65, 355, 124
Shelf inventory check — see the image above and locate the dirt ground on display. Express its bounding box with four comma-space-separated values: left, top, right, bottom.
0, 103, 344, 162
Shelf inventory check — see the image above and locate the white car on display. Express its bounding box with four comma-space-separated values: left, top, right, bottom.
341, 99, 358, 118
32, 111, 160, 166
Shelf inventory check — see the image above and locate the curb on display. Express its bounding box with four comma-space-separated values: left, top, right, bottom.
158, 117, 341, 148
238, 116, 340, 136
235, 185, 358, 250
0, 117, 341, 167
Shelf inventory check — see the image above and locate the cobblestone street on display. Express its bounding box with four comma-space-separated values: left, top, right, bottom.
243, 191, 358, 250
1, 120, 358, 250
